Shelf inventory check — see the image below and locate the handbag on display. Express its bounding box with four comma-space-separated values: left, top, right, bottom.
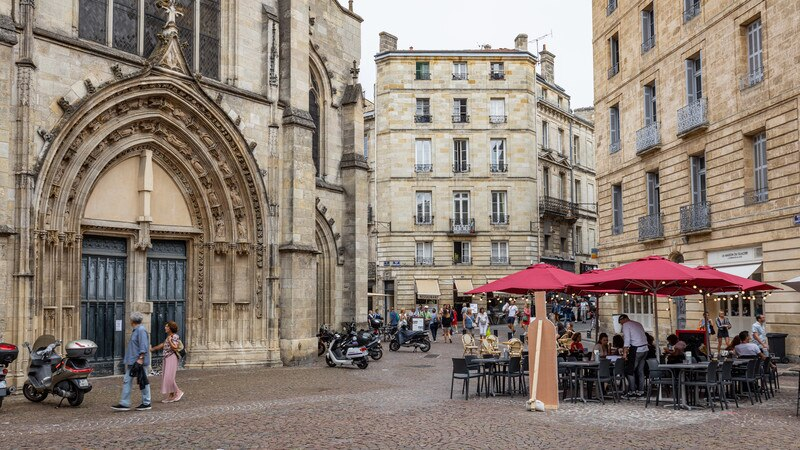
173, 338, 187, 359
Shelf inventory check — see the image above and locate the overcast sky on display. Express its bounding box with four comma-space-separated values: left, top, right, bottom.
350, 0, 594, 108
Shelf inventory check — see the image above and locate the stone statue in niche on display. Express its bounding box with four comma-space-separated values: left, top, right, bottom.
191, 158, 206, 176
219, 160, 233, 177
208, 190, 220, 207
237, 220, 247, 241
230, 188, 243, 208
215, 216, 226, 240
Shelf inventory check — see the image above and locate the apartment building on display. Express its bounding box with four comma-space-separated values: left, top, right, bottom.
593, 0, 800, 353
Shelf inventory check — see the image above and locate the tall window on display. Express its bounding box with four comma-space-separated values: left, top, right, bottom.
113, 0, 139, 53
573, 136, 581, 164
746, 19, 764, 85
414, 139, 432, 173
644, 82, 657, 125
576, 226, 583, 254
646, 172, 660, 216
491, 191, 508, 224
491, 241, 509, 264
575, 179, 582, 204
79, 0, 108, 45
542, 167, 550, 197
557, 128, 565, 153
686, 54, 703, 103
453, 192, 470, 225
452, 62, 468, 80
489, 98, 506, 123
415, 192, 432, 224
560, 237, 567, 253
588, 183, 595, 208
556, 172, 564, 200
363, 134, 369, 159
453, 139, 469, 173
452, 99, 469, 123
641, 4, 655, 53
197, 0, 221, 79
690, 155, 706, 205
415, 98, 431, 123
415, 242, 433, 265
609, 33, 620, 77
609, 105, 620, 152
753, 132, 768, 201
684, 0, 701, 22
612, 184, 623, 234
490, 62, 505, 79
309, 76, 321, 176
416, 61, 431, 80
541, 121, 549, 148
453, 242, 471, 264
490, 139, 507, 172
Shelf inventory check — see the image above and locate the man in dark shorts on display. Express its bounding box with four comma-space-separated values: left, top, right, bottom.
502, 299, 518, 339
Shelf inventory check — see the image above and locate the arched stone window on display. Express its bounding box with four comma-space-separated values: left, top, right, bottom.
309, 73, 321, 177
78, 0, 220, 80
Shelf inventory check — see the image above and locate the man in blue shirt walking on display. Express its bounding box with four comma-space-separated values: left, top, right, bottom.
112, 312, 152, 411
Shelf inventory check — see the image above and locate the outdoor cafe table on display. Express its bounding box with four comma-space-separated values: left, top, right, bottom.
558, 360, 601, 403
472, 357, 510, 396
657, 360, 748, 410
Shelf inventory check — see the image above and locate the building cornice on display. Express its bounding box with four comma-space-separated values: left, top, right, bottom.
375, 50, 537, 63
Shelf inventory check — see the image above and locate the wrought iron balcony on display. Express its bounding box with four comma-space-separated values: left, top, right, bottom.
450, 218, 475, 235
490, 163, 508, 173
677, 98, 708, 136
489, 115, 507, 124
414, 164, 432, 173
740, 66, 764, 90
490, 214, 509, 225
635, 122, 661, 155
680, 202, 710, 233
609, 140, 621, 154
415, 214, 433, 225
452, 73, 468, 80
638, 212, 664, 241
490, 71, 505, 80
452, 114, 470, 123
415, 256, 434, 266
607, 63, 619, 79
540, 196, 576, 218
606, 0, 617, 15
415, 72, 431, 80
683, 2, 701, 22
491, 256, 510, 265
744, 188, 768, 205
414, 114, 432, 123
453, 255, 471, 265
452, 163, 470, 173
641, 35, 656, 54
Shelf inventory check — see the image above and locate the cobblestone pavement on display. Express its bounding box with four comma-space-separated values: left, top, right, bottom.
1, 339, 798, 449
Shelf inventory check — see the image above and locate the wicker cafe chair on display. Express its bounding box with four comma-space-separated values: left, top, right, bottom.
462, 333, 479, 356
502, 338, 523, 358
484, 335, 502, 357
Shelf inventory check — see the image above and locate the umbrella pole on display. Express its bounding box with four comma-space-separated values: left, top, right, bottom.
652, 289, 660, 351
703, 293, 710, 357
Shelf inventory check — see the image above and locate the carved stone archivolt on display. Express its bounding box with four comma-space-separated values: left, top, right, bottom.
315, 197, 344, 266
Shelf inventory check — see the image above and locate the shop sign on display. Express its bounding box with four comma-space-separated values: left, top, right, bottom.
707, 247, 761, 266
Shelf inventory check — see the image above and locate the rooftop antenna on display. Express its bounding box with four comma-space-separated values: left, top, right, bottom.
532, 30, 553, 56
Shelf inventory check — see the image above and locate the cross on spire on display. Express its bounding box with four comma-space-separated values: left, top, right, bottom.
350, 60, 360, 83
157, 0, 183, 24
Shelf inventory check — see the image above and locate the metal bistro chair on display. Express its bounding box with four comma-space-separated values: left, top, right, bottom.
718, 360, 738, 409
759, 357, 774, 400
557, 357, 574, 401
731, 358, 761, 405
644, 359, 677, 409
577, 358, 617, 404
450, 358, 483, 400
494, 357, 527, 397
612, 357, 627, 397
681, 360, 723, 412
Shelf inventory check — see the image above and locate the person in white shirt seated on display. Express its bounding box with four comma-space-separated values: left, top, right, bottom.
734, 330, 765, 359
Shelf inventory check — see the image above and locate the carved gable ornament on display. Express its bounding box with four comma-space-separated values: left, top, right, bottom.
149, 0, 191, 76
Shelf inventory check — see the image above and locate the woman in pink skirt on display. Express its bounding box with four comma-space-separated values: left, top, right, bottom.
150, 321, 184, 403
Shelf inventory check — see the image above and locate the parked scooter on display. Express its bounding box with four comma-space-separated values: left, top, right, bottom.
325, 332, 369, 369
317, 325, 335, 356
388, 325, 431, 352
23, 335, 97, 407
346, 323, 383, 361
0, 341, 19, 409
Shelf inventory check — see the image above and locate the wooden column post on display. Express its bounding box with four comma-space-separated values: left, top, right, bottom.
527, 291, 559, 410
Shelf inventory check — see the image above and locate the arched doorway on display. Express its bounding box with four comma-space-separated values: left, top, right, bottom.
315, 212, 336, 328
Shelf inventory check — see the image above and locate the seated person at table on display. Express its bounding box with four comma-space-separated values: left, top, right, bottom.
734, 330, 766, 359
645, 333, 657, 359
663, 334, 687, 364
726, 335, 741, 353
570, 333, 585, 354
593, 333, 610, 357
610, 334, 625, 356
561, 322, 575, 339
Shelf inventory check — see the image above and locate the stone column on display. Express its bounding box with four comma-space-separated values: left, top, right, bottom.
277, 0, 318, 365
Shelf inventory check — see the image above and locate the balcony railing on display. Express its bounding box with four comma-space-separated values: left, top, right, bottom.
635, 122, 661, 155
415, 214, 433, 225
490, 214, 509, 225
415, 256, 434, 266
414, 163, 432, 173
680, 202, 710, 233
683, 2, 701, 22
540, 196, 576, 218
609, 140, 621, 154
450, 218, 476, 234
638, 212, 664, 241
607, 63, 619, 79
415, 72, 431, 80
491, 256, 510, 265
744, 188, 768, 205
452, 114, 470, 123
452, 73, 468, 80
677, 98, 708, 136
414, 114, 432, 123
452, 163, 470, 173
641, 35, 656, 54
490, 163, 508, 173
490, 71, 505, 80
489, 115, 507, 124
453, 255, 471, 265
607, 0, 617, 15
740, 66, 764, 90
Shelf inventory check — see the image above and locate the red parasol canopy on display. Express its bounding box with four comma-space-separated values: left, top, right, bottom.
466, 263, 584, 295
694, 265, 781, 293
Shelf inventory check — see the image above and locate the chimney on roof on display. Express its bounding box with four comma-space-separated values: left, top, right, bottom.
515, 34, 528, 51
539, 44, 555, 84
379, 31, 398, 52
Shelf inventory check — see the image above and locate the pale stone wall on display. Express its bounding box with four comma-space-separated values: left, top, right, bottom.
593, 0, 800, 354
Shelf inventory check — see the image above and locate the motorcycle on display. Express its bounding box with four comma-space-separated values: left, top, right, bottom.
317, 325, 335, 357
346, 323, 383, 361
325, 332, 369, 369
0, 341, 19, 409
389, 326, 431, 352
22, 335, 97, 407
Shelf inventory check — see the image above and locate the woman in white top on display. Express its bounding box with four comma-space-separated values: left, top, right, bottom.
476, 307, 490, 338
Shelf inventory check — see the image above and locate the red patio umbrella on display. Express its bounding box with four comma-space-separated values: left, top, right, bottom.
466, 263, 584, 295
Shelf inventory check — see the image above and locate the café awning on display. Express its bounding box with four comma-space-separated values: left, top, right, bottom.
454, 279, 474, 296
784, 275, 800, 292
716, 263, 762, 280
415, 279, 441, 300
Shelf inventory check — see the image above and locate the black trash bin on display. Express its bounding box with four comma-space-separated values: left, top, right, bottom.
766, 332, 789, 363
